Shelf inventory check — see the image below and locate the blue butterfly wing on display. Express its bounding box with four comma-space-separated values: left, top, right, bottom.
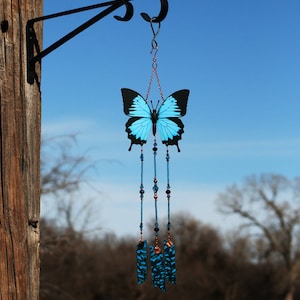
157, 117, 184, 144
157, 90, 189, 151
126, 117, 152, 143
122, 88, 152, 150
158, 90, 188, 118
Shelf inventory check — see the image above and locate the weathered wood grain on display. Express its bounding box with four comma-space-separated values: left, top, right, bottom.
0, 1, 42, 299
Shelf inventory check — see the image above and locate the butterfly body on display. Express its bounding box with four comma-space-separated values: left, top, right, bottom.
122, 88, 189, 151
151, 109, 158, 136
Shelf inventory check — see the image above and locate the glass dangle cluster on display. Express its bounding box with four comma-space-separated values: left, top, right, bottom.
136, 143, 176, 292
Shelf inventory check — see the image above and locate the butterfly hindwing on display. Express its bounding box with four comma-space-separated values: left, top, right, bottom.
157, 90, 189, 151
157, 117, 184, 145
126, 117, 152, 144
122, 88, 152, 150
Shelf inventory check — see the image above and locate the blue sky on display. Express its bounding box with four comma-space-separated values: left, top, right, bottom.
41, 0, 300, 236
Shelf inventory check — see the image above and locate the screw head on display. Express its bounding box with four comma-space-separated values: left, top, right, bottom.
1, 20, 8, 33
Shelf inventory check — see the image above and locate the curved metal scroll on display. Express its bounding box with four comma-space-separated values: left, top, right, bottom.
114, 0, 134, 21
140, 0, 168, 23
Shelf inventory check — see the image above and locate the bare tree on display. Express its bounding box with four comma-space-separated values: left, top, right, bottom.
41, 135, 91, 196
41, 135, 105, 232
217, 173, 300, 300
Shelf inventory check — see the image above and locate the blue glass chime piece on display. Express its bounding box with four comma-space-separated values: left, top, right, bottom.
164, 240, 176, 284
136, 240, 148, 284
150, 246, 166, 292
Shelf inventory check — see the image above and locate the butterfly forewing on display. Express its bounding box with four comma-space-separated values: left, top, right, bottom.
122, 88, 151, 118
158, 90, 189, 118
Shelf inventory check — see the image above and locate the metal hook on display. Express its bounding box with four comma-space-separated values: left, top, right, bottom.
114, 0, 134, 21
140, 0, 168, 23
150, 20, 160, 51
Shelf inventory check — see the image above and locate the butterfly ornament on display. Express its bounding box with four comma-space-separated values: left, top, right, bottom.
121, 17, 189, 293
121, 87, 189, 292
122, 88, 189, 152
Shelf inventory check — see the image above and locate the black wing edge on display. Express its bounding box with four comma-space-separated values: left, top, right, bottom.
121, 88, 140, 115
162, 118, 184, 152
168, 89, 189, 116
125, 117, 147, 151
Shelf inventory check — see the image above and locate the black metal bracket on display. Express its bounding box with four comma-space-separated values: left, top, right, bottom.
26, 0, 169, 85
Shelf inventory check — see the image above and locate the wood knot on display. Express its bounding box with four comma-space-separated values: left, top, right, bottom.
28, 220, 39, 228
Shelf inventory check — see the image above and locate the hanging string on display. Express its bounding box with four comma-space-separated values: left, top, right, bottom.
145, 20, 164, 102
152, 139, 160, 252
136, 145, 147, 285
139, 145, 145, 242
149, 138, 166, 292
164, 145, 176, 284
166, 146, 171, 243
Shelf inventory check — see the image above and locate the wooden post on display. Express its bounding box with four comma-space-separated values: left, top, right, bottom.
0, 0, 42, 299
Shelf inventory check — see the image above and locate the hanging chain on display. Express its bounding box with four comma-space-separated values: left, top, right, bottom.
145, 20, 164, 103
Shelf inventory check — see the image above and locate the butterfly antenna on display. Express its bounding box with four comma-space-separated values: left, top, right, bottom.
155, 100, 160, 110
150, 100, 154, 110
149, 99, 161, 111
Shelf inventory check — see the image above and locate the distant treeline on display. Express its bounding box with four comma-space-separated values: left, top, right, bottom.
40, 214, 300, 300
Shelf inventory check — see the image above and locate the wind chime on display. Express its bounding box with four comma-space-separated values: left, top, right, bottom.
121, 15, 189, 292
